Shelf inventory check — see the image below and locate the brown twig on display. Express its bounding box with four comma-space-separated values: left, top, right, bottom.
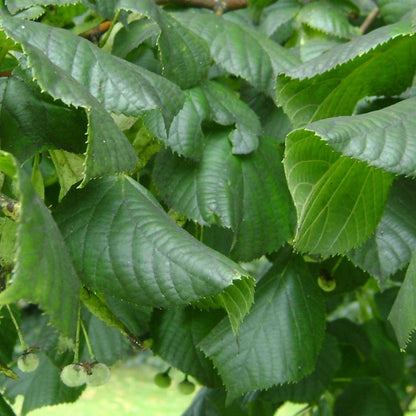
359, 7, 379, 34
155, 0, 248, 14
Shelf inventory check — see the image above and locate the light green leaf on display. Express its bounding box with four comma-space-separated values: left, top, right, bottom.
162, 80, 261, 159
259, 0, 300, 38
349, 178, 416, 287
199, 258, 326, 401
277, 21, 416, 126
297, 0, 360, 39
0, 155, 81, 338
151, 308, 223, 387
284, 131, 393, 255
174, 9, 300, 100
49, 150, 84, 201
389, 248, 416, 349
5, 0, 76, 14
154, 131, 294, 261
300, 97, 416, 177
54, 175, 254, 310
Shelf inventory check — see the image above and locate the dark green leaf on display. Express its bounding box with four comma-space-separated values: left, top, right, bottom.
0, 155, 81, 338
389, 248, 416, 349
277, 21, 416, 126
0, 393, 16, 416
154, 131, 294, 261
259, 0, 300, 38
349, 178, 416, 287
260, 335, 341, 403
151, 308, 223, 387
377, 0, 416, 23
199, 258, 326, 401
284, 130, 393, 255
5, 0, 75, 14
334, 378, 403, 416
55, 175, 254, 313
174, 9, 300, 100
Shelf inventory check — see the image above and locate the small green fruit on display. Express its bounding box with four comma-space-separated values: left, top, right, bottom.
317, 274, 336, 292
178, 378, 195, 395
154, 372, 172, 388
60, 364, 87, 387
86, 362, 111, 386
17, 352, 39, 373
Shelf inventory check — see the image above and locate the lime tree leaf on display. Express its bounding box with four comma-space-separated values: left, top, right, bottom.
0, 153, 81, 338
349, 178, 416, 287
174, 9, 300, 100
163, 81, 261, 159
49, 150, 84, 201
284, 131, 394, 255
154, 131, 294, 261
299, 97, 416, 177
260, 335, 341, 404
0, 394, 16, 416
5, 0, 76, 14
276, 21, 416, 126
333, 378, 402, 416
54, 175, 254, 311
0, 75, 87, 162
297, 0, 360, 39
378, 0, 416, 23
259, 0, 300, 38
389, 248, 416, 349
199, 258, 326, 401
151, 308, 223, 387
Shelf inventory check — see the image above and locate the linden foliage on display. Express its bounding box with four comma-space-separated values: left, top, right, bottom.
0, 0, 416, 415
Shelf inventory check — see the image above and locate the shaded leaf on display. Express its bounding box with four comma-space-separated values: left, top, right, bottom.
377, 0, 416, 23
259, 0, 300, 38
54, 175, 254, 313
151, 308, 223, 387
154, 131, 294, 261
5, 0, 75, 14
334, 378, 402, 416
349, 178, 416, 287
276, 21, 416, 126
389, 248, 416, 349
0, 153, 81, 337
260, 335, 341, 404
174, 9, 300, 100
284, 130, 393, 255
0, 393, 16, 416
199, 258, 326, 401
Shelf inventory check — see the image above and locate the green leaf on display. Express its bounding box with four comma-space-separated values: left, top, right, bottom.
154, 131, 294, 261
174, 9, 300, 100
259, 335, 341, 404
333, 378, 402, 416
259, 0, 300, 38
389, 248, 416, 349
298, 97, 416, 177
5, 0, 76, 14
161, 80, 261, 160
284, 131, 393, 255
0, 393, 16, 416
49, 150, 84, 201
297, 0, 360, 39
199, 258, 326, 401
0, 156, 81, 338
378, 0, 416, 23
276, 21, 416, 126
0, 75, 87, 162
348, 178, 416, 287
54, 175, 254, 310
151, 308, 223, 387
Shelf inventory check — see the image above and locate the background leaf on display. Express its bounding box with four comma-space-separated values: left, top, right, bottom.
199, 257, 326, 401
154, 131, 294, 261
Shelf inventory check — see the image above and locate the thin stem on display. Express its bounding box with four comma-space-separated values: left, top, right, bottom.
99, 10, 121, 48
74, 302, 82, 363
360, 7, 379, 34
7, 305, 28, 350
330, 256, 343, 276
80, 319, 96, 362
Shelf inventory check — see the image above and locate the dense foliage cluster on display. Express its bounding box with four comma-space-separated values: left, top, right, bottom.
1, 0, 416, 415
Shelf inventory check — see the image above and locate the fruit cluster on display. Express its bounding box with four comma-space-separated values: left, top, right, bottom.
154, 370, 196, 395
60, 362, 111, 387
